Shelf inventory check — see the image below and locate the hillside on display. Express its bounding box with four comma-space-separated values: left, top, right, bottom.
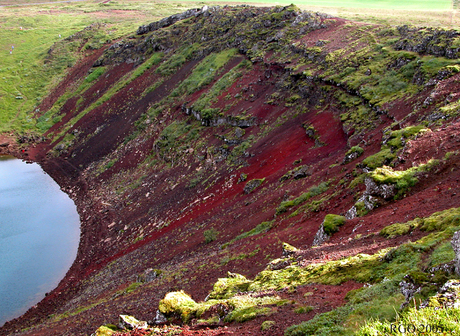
2, 4, 460, 335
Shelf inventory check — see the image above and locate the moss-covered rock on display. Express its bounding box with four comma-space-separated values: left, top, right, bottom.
158, 291, 198, 322
208, 272, 252, 300
243, 178, 265, 194
118, 315, 148, 330
343, 146, 364, 164
93, 325, 117, 336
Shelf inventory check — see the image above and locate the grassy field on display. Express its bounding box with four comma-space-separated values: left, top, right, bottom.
0, 0, 458, 133
0, 1, 203, 133
204, 0, 452, 10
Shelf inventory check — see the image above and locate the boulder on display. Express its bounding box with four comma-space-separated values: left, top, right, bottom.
118, 315, 148, 330
244, 179, 263, 194
159, 290, 197, 321
312, 222, 329, 246
365, 177, 396, 199
282, 242, 298, 257
345, 177, 395, 219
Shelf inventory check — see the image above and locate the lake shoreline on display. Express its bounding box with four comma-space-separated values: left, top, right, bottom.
0, 135, 88, 333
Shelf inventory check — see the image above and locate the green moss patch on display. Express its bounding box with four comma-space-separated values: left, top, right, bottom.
357, 307, 460, 335
381, 207, 460, 238
159, 290, 198, 322
323, 214, 346, 235
362, 126, 429, 170
370, 159, 439, 198
276, 182, 329, 214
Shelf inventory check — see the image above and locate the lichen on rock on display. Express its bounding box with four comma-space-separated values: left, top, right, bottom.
118, 315, 148, 330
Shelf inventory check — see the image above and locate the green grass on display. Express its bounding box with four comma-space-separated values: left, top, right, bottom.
0, 1, 205, 133
222, 220, 274, 248
362, 126, 429, 169
357, 307, 460, 335
192, 59, 250, 112
323, 214, 346, 235
276, 182, 329, 214
154, 120, 202, 163
0, 13, 92, 132
170, 48, 238, 97
156, 43, 199, 76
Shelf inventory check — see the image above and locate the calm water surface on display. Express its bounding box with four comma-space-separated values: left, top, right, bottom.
0, 155, 80, 326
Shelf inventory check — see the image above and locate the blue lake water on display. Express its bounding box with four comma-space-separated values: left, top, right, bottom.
0, 155, 80, 326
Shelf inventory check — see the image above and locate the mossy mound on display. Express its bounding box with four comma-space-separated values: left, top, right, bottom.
158, 290, 198, 322
207, 272, 252, 300
93, 325, 117, 336
323, 214, 346, 235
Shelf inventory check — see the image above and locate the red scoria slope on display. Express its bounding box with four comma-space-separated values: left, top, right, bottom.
3, 4, 460, 336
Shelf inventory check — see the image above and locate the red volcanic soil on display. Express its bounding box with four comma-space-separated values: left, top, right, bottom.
3, 8, 460, 336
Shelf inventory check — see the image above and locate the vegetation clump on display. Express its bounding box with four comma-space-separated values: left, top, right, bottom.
204, 229, 219, 243
323, 214, 346, 235
276, 182, 329, 214
343, 146, 364, 164
370, 159, 438, 198
260, 320, 276, 331
223, 221, 273, 248
158, 290, 198, 322
362, 125, 429, 169
207, 272, 252, 300
280, 165, 310, 181
381, 207, 460, 238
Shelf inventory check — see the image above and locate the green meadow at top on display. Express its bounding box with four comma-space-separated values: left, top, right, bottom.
0, 0, 456, 133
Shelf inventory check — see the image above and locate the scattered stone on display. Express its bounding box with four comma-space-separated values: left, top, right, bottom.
137, 268, 161, 283
238, 173, 248, 183
267, 257, 292, 270
282, 242, 298, 257
399, 279, 421, 309
243, 178, 264, 194
150, 310, 167, 325
118, 315, 148, 330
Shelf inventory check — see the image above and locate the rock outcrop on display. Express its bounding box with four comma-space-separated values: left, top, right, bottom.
451, 231, 460, 275
346, 177, 396, 219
